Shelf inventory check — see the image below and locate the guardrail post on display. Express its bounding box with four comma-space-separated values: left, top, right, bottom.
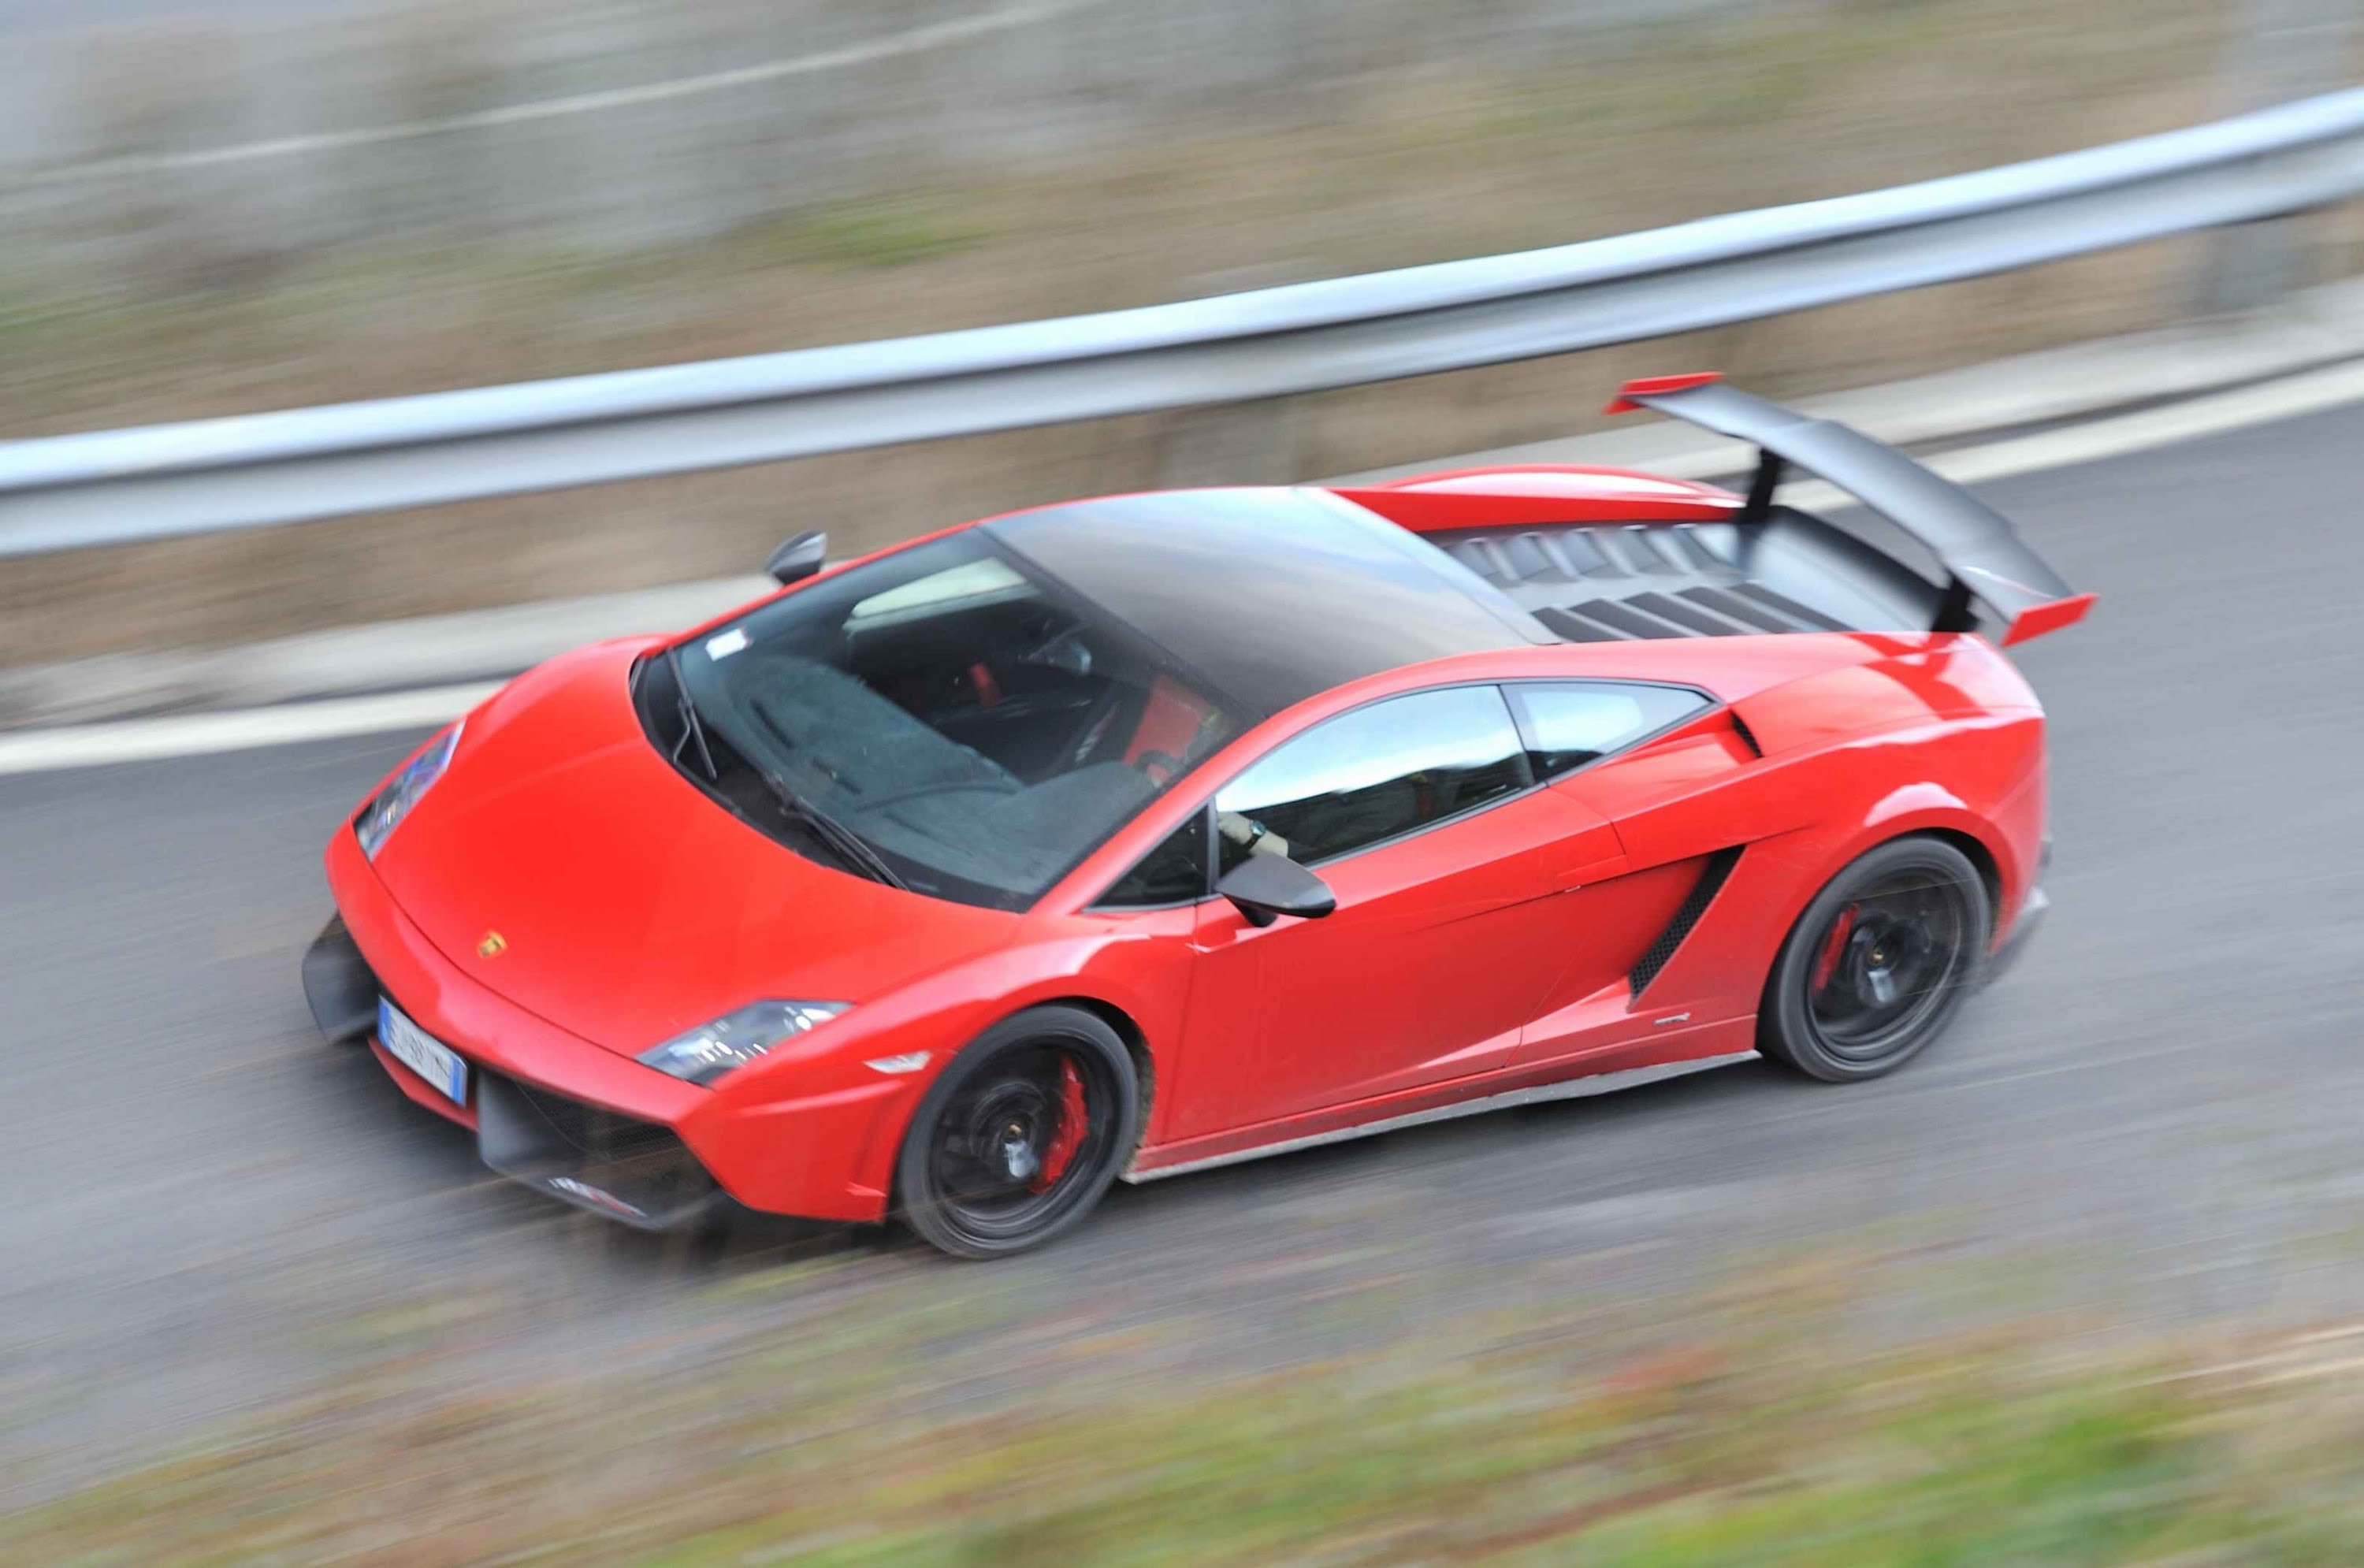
2202, 0, 2358, 312
1154, 397, 1304, 489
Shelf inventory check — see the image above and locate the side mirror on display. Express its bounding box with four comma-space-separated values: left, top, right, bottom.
764, 529, 827, 585
1215, 854, 1335, 928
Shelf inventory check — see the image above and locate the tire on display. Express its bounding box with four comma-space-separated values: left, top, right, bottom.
894, 1005, 1140, 1259
1758, 837, 1990, 1083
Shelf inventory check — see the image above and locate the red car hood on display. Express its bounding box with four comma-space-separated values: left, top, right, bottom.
370, 641, 1020, 1057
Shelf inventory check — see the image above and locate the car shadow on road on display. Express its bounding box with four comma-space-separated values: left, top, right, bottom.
1170, 1050, 1779, 1170
299, 1042, 1834, 1285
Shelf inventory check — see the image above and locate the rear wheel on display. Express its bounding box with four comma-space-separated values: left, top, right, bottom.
895, 1005, 1139, 1259
1759, 837, 1990, 1082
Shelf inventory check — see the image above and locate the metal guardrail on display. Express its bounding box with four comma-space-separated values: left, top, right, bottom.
8, 87, 2364, 558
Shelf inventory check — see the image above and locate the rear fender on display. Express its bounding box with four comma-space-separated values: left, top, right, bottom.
1727, 727, 2038, 962
1553, 708, 1813, 872
1732, 635, 2039, 759
1627, 771, 2024, 1023
1559, 693, 2039, 1018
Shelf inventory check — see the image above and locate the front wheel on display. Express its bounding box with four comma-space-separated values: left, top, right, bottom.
894, 1005, 1139, 1259
1759, 837, 1990, 1083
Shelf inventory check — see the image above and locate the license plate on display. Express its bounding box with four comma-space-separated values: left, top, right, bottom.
378, 998, 469, 1106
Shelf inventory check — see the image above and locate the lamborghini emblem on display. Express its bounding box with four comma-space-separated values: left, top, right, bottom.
476, 931, 508, 960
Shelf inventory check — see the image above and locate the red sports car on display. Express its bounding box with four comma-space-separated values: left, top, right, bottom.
302, 376, 2091, 1257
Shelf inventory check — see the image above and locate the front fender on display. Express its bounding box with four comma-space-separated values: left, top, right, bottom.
697, 909, 1195, 1220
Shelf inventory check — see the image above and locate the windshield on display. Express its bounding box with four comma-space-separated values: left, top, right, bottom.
652, 530, 1247, 910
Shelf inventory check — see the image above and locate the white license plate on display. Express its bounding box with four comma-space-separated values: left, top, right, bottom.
378, 998, 469, 1106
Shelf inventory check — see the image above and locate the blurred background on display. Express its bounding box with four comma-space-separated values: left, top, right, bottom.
2, 0, 2341, 667
11, 1, 2364, 1562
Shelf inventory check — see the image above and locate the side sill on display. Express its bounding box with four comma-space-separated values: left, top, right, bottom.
1121, 1050, 1760, 1184
1983, 883, 2050, 985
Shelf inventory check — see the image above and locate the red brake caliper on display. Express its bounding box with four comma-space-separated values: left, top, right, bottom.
1812, 904, 1858, 993
1028, 1057, 1089, 1194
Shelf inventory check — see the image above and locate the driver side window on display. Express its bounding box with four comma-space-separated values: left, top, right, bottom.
1214, 686, 1531, 874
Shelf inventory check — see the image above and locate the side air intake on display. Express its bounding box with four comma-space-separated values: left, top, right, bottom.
1630, 847, 1743, 998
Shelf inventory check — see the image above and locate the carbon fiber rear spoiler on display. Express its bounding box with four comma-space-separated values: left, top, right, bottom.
1607, 374, 2094, 645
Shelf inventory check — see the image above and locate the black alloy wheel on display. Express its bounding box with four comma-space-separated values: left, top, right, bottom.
896, 1005, 1139, 1258
1759, 836, 1990, 1082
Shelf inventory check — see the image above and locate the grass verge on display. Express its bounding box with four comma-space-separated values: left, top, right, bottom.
11, 1257, 2364, 1566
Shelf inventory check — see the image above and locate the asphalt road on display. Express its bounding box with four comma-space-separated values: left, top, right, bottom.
9, 403, 2364, 1499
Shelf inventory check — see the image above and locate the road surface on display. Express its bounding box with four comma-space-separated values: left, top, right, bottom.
8, 403, 2364, 1499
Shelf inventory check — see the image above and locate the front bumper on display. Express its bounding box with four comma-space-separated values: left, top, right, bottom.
303, 912, 724, 1229
475, 1069, 723, 1230
309, 827, 909, 1229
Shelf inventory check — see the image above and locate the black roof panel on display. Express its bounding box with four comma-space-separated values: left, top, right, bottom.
984, 489, 1550, 717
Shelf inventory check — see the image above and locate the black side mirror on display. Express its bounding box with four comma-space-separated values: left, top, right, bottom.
1215, 853, 1336, 927
765, 529, 827, 585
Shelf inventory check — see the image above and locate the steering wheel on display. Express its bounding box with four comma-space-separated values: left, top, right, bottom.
1132, 749, 1184, 786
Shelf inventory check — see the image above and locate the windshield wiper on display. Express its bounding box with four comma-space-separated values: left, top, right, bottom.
663, 645, 719, 782
753, 769, 909, 891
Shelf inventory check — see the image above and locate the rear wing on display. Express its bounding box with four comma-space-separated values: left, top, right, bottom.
1607, 374, 2094, 646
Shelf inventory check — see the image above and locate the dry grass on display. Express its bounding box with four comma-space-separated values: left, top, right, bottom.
6, 0, 2334, 663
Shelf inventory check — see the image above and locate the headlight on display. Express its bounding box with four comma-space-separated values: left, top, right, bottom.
636, 1001, 849, 1086
355, 722, 463, 860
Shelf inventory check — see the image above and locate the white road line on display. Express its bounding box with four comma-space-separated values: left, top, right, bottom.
1777, 355, 2364, 515
10, 351, 2364, 776
5, 0, 1106, 188
0, 684, 498, 776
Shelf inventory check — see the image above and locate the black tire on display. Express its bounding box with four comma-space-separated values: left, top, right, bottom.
1758, 837, 1990, 1083
894, 1005, 1139, 1260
